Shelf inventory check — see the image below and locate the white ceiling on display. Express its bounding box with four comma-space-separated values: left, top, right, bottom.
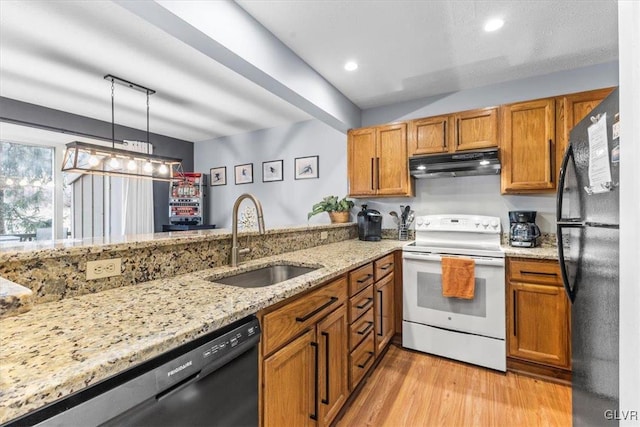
0, 1, 619, 144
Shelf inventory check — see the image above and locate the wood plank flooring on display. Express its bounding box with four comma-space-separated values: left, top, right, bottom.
336, 345, 571, 427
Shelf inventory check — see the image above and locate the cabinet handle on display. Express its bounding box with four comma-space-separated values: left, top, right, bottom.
357, 274, 373, 284
370, 158, 375, 190
376, 157, 380, 190
356, 297, 373, 310
549, 139, 554, 183
295, 297, 338, 322
513, 290, 517, 337
520, 270, 558, 277
310, 341, 318, 421
357, 321, 374, 336
321, 331, 330, 405
455, 118, 460, 149
377, 289, 383, 337
443, 120, 447, 149
379, 263, 393, 270
358, 351, 375, 369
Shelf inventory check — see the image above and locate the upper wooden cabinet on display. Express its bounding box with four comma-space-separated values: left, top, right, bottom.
501, 98, 556, 194
556, 87, 615, 158
408, 107, 498, 156
348, 123, 413, 198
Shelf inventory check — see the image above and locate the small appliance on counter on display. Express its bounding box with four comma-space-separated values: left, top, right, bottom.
508, 211, 541, 247
357, 205, 382, 241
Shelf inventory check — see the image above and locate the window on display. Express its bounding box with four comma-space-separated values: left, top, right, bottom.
0, 141, 55, 241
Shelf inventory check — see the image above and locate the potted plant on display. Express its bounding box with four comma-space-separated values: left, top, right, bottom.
308, 195, 354, 223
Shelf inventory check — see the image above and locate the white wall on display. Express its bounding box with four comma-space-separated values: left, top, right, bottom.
194, 120, 347, 229
618, 1, 640, 424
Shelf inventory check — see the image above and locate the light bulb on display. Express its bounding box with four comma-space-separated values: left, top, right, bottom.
32, 180, 42, 187
19, 178, 28, 186
109, 156, 120, 168
88, 155, 100, 167
46, 180, 55, 188
6, 178, 14, 186
143, 161, 153, 173
127, 159, 137, 171
158, 164, 168, 175
479, 160, 490, 166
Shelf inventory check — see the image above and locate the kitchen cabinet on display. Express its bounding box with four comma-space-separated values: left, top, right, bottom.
507, 258, 571, 381
347, 123, 413, 197
261, 276, 348, 427
501, 98, 556, 194
373, 254, 395, 356
408, 107, 498, 156
556, 87, 615, 157
347, 254, 395, 390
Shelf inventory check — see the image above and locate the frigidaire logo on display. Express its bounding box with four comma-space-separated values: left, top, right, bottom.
167, 360, 193, 377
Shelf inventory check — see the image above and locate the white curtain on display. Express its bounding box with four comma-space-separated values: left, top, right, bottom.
121, 141, 154, 235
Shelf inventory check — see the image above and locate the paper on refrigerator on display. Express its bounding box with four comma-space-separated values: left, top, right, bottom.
586, 113, 613, 194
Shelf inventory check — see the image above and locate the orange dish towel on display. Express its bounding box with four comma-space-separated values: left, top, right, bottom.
441, 257, 476, 299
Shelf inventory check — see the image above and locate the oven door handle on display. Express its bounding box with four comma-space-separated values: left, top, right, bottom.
402, 252, 505, 267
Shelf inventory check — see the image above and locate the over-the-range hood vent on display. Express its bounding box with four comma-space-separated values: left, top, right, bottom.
409, 148, 501, 179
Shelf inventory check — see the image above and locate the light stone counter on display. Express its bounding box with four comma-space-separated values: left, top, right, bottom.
0, 239, 407, 424
502, 245, 559, 260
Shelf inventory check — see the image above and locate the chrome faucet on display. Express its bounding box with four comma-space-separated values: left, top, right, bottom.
231, 193, 266, 267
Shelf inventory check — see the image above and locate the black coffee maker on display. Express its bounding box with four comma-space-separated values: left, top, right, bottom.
509, 211, 541, 247
357, 205, 382, 241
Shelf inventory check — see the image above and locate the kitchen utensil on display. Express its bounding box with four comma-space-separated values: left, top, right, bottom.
389, 211, 400, 225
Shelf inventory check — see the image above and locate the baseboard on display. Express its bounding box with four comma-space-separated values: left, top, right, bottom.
507, 357, 572, 385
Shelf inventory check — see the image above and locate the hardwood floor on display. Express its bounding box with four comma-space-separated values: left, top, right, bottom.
336, 345, 571, 427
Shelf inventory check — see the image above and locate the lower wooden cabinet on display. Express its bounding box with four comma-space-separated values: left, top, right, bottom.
374, 272, 394, 356
261, 277, 348, 427
507, 258, 571, 380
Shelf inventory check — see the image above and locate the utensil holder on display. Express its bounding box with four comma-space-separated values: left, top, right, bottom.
398, 223, 408, 241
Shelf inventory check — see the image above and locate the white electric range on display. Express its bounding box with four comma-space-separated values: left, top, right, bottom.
402, 214, 506, 372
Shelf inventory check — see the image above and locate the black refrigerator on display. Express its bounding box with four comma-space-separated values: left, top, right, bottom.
557, 88, 619, 426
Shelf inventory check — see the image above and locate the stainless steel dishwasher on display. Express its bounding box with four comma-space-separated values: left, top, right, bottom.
6, 316, 261, 427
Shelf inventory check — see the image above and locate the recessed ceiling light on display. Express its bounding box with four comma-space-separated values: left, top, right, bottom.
484, 18, 504, 32
344, 61, 358, 71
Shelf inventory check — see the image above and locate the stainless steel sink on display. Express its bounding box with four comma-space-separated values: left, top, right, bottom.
210, 264, 318, 288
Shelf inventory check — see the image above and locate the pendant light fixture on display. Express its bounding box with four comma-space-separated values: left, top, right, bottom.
61, 74, 183, 182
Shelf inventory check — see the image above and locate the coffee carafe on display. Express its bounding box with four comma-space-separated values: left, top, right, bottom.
509, 211, 541, 247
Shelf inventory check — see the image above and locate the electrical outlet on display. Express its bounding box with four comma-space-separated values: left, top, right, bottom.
86, 258, 122, 280
320, 231, 328, 240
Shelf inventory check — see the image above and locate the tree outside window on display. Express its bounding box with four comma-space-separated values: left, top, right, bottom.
0, 141, 54, 237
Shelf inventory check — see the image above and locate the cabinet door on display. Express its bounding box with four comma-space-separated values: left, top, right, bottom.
317, 305, 348, 427
453, 107, 498, 151
558, 87, 615, 155
347, 127, 377, 196
263, 329, 317, 427
376, 123, 411, 196
409, 115, 449, 155
374, 272, 395, 356
501, 98, 556, 193
508, 282, 570, 369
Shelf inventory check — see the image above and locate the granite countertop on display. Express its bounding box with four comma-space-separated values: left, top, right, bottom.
0, 239, 406, 423
501, 244, 559, 260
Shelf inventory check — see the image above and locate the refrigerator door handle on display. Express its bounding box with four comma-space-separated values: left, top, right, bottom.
556, 222, 583, 303
556, 144, 574, 222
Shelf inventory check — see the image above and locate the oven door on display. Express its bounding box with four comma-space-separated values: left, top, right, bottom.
403, 251, 505, 339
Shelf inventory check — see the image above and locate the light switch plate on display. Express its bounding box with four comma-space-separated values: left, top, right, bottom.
320, 231, 328, 240
86, 258, 122, 280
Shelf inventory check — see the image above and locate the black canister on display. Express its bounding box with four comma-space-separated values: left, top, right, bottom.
357, 205, 382, 241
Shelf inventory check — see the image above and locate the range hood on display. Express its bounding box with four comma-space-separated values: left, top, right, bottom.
409, 148, 501, 179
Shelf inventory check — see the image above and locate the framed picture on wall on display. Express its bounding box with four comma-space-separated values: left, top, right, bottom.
209, 166, 227, 186
234, 163, 253, 185
262, 160, 283, 182
294, 155, 319, 180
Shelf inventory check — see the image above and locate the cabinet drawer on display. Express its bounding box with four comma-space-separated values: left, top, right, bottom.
350, 331, 375, 390
262, 276, 347, 356
349, 285, 374, 323
349, 263, 374, 295
350, 307, 374, 351
374, 254, 394, 281
509, 259, 562, 286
